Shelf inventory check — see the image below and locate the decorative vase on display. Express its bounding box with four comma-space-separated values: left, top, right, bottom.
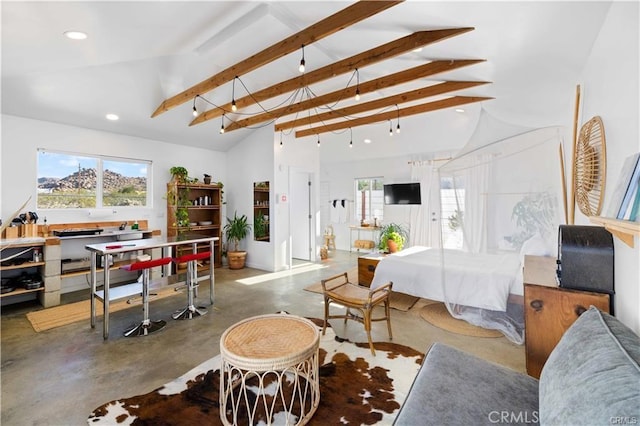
387, 239, 398, 253
204, 174, 212, 184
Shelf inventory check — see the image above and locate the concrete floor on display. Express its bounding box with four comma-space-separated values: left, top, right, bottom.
1, 250, 525, 425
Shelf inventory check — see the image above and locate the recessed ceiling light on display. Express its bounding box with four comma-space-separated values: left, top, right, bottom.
105, 114, 119, 121
364, 138, 372, 144
455, 108, 465, 113
64, 31, 88, 40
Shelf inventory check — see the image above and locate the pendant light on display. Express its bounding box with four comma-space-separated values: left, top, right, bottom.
231, 77, 237, 112
299, 45, 306, 73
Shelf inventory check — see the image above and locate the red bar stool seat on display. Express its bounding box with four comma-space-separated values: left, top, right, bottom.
120, 257, 173, 337
172, 251, 210, 320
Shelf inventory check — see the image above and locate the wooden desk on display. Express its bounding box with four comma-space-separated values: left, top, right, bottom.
523, 255, 610, 378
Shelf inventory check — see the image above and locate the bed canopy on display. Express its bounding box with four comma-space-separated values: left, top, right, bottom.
437, 108, 566, 344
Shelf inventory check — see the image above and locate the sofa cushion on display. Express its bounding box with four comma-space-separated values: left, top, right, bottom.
394, 343, 539, 425
539, 306, 640, 425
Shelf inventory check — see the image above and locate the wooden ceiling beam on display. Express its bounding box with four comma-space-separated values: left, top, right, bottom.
222, 60, 486, 132
190, 28, 475, 126
151, 0, 403, 117
294, 96, 493, 138
271, 81, 489, 132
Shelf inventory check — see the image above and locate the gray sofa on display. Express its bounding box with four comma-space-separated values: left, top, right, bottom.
394, 307, 640, 425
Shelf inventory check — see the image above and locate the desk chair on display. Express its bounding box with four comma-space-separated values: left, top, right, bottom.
321, 272, 393, 355
172, 251, 210, 320
120, 257, 173, 337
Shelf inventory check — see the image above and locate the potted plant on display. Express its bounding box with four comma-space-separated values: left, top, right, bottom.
224, 211, 251, 269
378, 222, 408, 253
169, 166, 189, 183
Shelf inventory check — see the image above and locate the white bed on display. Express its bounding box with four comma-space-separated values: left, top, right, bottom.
370, 246, 524, 312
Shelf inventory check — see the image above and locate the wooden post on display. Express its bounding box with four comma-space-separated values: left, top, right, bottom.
569, 84, 581, 224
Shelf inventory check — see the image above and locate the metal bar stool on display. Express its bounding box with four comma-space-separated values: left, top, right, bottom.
120, 256, 173, 337
172, 251, 210, 320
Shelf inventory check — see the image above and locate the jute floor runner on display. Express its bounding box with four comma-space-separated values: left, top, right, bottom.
26, 286, 179, 332
88, 317, 424, 425
419, 302, 503, 338
303, 268, 420, 312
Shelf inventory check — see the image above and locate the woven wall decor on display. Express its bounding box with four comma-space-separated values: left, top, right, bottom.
574, 116, 606, 216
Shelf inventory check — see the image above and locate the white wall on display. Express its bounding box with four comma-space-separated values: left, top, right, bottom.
1, 114, 227, 292
273, 135, 321, 270
320, 155, 440, 251
573, 1, 640, 333
226, 126, 275, 271
1, 115, 228, 227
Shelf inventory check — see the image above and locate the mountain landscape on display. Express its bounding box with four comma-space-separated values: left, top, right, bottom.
38, 168, 146, 192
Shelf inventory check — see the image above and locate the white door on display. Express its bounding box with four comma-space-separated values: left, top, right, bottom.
291, 171, 311, 260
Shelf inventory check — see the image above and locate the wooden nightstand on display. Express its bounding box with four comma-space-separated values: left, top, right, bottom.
357, 253, 385, 287
523, 255, 610, 378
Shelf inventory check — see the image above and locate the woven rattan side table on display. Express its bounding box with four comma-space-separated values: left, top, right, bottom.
219, 314, 320, 425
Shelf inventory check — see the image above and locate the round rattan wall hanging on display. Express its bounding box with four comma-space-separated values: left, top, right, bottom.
574, 116, 606, 216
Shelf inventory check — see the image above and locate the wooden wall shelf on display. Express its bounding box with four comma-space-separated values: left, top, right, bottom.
589, 216, 640, 248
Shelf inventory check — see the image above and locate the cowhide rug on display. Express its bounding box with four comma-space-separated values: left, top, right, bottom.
88, 318, 424, 425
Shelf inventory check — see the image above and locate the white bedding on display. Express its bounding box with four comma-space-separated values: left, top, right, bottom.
370, 246, 523, 312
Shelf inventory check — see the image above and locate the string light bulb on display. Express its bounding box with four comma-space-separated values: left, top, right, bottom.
192, 96, 198, 117
349, 128, 353, 148
220, 114, 225, 134
389, 120, 393, 136
298, 44, 306, 73
354, 68, 361, 101
395, 104, 401, 133
317, 135, 320, 147
279, 131, 283, 148
231, 77, 237, 112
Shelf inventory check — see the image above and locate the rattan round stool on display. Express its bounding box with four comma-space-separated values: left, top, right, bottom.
219, 314, 320, 426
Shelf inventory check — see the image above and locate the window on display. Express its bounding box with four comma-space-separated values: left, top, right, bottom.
37, 149, 150, 209
440, 176, 464, 249
354, 177, 384, 224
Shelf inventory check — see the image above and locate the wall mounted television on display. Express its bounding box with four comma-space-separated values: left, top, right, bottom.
383, 183, 422, 205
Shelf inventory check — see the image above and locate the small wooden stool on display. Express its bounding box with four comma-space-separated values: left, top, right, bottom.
120, 257, 173, 337
323, 234, 336, 251
219, 314, 320, 425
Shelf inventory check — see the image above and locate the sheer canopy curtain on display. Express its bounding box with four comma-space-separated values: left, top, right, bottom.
409, 161, 441, 248
461, 155, 491, 253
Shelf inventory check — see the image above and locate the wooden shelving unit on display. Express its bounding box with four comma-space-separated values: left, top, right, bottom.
0, 239, 46, 303
589, 216, 640, 248
167, 181, 222, 268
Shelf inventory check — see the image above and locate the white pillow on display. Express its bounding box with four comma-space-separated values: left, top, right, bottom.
519, 233, 551, 263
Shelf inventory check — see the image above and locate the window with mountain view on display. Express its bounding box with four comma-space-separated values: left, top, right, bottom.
37, 149, 150, 209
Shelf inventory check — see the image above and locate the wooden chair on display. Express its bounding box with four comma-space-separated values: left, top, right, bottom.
321, 272, 393, 355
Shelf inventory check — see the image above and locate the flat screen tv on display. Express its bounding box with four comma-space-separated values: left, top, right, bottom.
384, 183, 421, 205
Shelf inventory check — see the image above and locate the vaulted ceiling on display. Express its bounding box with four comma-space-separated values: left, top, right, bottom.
1, 1, 612, 163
